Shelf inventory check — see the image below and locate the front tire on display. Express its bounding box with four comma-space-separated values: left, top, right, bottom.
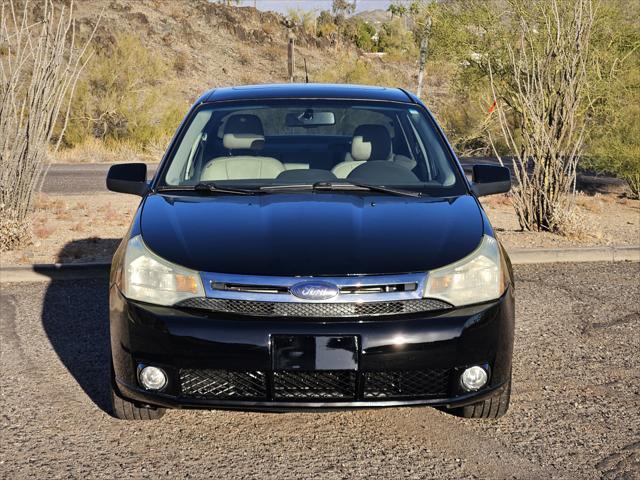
110, 364, 165, 420
110, 385, 166, 420
450, 377, 511, 419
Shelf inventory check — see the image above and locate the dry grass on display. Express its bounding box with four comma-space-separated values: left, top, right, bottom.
481, 194, 512, 208
553, 204, 607, 242
70, 222, 84, 233
35, 194, 63, 211
99, 202, 120, 223
173, 51, 189, 74
34, 223, 55, 239
55, 210, 72, 221
262, 44, 284, 62
51, 137, 148, 164
261, 22, 278, 36
237, 51, 251, 66
576, 193, 605, 214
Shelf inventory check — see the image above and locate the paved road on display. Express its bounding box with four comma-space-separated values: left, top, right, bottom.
1, 262, 638, 479
40, 160, 488, 195
42, 163, 158, 195
43, 160, 624, 195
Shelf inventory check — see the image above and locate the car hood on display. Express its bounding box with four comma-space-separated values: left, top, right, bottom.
140, 193, 484, 276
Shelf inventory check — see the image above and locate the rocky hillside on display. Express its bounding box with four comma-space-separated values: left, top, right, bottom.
72, 0, 417, 103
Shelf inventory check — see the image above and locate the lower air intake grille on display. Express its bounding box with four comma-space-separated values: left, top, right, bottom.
179, 369, 452, 401
273, 371, 356, 399
180, 369, 267, 399
175, 298, 452, 317
363, 370, 451, 398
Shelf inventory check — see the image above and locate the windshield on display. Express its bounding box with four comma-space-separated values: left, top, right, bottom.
160, 100, 465, 196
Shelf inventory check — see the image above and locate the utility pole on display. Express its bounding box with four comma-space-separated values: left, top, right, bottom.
416, 15, 432, 98
287, 35, 296, 83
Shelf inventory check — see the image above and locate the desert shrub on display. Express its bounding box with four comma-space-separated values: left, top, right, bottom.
344, 19, 377, 52
586, 100, 640, 199
63, 34, 186, 151
50, 137, 147, 164
436, 98, 508, 158
173, 51, 189, 74
377, 18, 416, 57
583, 0, 640, 198
287, 9, 316, 36
449, 0, 597, 233
1, 1, 94, 251
300, 11, 318, 36
316, 10, 337, 39
317, 55, 394, 86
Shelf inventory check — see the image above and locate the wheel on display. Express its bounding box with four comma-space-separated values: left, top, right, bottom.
450, 377, 511, 420
110, 365, 166, 420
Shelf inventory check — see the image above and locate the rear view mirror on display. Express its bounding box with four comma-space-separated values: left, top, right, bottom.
471, 164, 511, 197
285, 109, 335, 127
106, 163, 148, 196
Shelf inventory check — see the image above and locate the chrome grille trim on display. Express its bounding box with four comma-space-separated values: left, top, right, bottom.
200, 272, 428, 303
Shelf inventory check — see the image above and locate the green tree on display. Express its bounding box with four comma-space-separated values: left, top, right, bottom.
332, 0, 357, 19
64, 35, 184, 149
584, 0, 640, 198
332, 0, 357, 46
316, 10, 338, 39
387, 2, 407, 18
377, 18, 415, 57
453, 0, 597, 232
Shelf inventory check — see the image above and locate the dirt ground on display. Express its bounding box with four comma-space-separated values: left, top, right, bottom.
1, 190, 638, 266
0, 262, 638, 479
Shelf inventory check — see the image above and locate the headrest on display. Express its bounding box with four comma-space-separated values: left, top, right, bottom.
222, 114, 264, 150
351, 124, 392, 162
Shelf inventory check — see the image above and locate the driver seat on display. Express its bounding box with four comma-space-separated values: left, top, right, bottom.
201, 114, 284, 181
331, 124, 393, 179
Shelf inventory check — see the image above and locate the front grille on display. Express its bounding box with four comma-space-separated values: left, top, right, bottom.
273, 371, 356, 399
179, 369, 452, 401
180, 369, 267, 399
363, 370, 450, 398
175, 297, 452, 317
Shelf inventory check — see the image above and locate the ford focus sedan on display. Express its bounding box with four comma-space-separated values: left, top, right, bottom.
106, 84, 514, 421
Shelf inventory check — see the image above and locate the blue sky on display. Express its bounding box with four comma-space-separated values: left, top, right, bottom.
238, 0, 396, 14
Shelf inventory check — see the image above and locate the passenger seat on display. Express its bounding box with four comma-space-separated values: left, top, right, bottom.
201, 114, 284, 181
331, 124, 417, 179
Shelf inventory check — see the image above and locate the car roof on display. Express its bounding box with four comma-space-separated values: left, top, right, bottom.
201, 83, 416, 103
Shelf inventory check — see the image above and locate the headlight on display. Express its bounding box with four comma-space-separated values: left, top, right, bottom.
424, 235, 506, 307
122, 235, 204, 306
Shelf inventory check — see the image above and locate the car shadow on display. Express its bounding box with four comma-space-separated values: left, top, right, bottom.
39, 238, 120, 415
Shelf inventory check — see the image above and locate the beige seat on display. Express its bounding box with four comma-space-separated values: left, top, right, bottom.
332, 124, 418, 179
201, 114, 284, 181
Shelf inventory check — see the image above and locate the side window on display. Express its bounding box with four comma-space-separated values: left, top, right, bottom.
165, 109, 213, 185
409, 112, 455, 186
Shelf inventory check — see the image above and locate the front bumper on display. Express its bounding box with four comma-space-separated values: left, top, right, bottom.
110, 286, 514, 410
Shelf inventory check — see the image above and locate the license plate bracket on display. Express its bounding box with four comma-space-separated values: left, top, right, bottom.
272, 335, 359, 371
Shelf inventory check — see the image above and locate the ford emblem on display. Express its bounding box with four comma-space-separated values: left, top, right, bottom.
290, 281, 339, 301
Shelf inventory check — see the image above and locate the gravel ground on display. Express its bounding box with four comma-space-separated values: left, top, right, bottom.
1, 262, 638, 479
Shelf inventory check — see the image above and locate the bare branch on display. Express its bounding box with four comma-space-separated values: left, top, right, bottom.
0, 0, 98, 250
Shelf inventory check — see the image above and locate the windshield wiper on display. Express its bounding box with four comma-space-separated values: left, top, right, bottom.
313, 181, 422, 198
157, 183, 257, 196
260, 181, 422, 197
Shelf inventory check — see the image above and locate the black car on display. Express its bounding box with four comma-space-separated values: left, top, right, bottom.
106, 84, 514, 421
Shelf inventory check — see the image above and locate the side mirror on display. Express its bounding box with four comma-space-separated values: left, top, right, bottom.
106, 163, 148, 196
471, 164, 511, 197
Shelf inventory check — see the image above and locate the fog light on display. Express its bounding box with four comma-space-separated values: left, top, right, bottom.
139, 366, 167, 391
460, 366, 488, 391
